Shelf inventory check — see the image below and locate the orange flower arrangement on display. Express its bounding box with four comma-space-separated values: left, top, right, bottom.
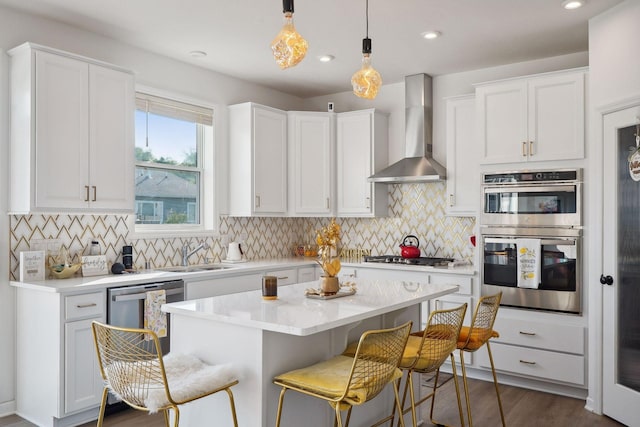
315, 218, 341, 277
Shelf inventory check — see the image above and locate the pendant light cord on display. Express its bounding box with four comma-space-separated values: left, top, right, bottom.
366, 0, 369, 38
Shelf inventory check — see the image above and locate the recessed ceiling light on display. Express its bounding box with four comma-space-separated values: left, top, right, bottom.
189, 50, 207, 58
421, 31, 441, 40
562, 0, 585, 10
318, 54, 335, 63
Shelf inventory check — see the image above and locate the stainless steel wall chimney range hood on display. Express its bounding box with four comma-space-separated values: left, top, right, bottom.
368, 73, 446, 183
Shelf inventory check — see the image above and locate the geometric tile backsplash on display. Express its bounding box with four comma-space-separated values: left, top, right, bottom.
9, 182, 476, 280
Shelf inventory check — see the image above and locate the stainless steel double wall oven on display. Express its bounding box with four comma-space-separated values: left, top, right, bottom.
480, 169, 583, 314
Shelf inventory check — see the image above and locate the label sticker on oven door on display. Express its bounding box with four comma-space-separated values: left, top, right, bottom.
629, 148, 640, 181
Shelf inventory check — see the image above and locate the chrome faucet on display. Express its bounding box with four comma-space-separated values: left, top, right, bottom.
182, 241, 210, 266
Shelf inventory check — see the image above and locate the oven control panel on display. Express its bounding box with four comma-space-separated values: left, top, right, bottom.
483, 169, 581, 184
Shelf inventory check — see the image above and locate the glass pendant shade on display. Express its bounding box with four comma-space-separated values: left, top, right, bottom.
271, 11, 308, 69
352, 53, 382, 100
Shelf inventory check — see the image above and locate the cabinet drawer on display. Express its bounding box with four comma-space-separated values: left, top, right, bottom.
268, 269, 298, 286
476, 342, 585, 386
492, 316, 584, 354
429, 274, 472, 295
65, 292, 104, 320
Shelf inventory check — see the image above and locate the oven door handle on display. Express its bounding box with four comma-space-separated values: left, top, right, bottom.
483, 237, 577, 246
483, 185, 576, 194
112, 288, 184, 302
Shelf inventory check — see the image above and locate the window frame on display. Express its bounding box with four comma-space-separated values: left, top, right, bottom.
129, 86, 218, 238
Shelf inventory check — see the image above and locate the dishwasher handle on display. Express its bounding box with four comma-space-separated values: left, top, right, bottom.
112, 287, 184, 302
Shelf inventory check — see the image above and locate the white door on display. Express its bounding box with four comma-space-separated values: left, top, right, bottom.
89, 64, 135, 212
602, 104, 640, 427
336, 111, 372, 215
253, 106, 287, 214
290, 112, 333, 215
34, 50, 89, 210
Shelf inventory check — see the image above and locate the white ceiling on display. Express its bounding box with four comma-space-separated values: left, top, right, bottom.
0, 0, 623, 98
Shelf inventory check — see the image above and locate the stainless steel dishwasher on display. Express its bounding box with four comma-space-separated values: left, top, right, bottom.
107, 279, 185, 355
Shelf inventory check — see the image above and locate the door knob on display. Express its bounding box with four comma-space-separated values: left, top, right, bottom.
599, 274, 614, 286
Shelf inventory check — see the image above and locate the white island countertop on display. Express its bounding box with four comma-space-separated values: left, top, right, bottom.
163, 279, 458, 336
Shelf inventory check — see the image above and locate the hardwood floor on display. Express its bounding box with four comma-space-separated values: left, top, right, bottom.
0, 377, 624, 426
425, 375, 623, 427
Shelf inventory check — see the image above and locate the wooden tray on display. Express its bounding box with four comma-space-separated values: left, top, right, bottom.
306, 288, 356, 300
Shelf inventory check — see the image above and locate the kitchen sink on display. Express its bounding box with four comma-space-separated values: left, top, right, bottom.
157, 264, 236, 273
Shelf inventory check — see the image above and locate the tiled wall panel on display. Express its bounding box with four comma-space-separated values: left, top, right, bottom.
9, 183, 475, 280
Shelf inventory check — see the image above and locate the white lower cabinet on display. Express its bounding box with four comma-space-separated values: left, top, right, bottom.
477, 312, 586, 386
64, 319, 104, 414
185, 273, 264, 299
268, 268, 298, 286
477, 342, 584, 386
298, 266, 318, 283
185, 266, 315, 300
16, 289, 106, 427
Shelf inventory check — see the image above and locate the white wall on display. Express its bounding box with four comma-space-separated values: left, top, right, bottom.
304, 52, 588, 169
586, 0, 640, 415
0, 5, 307, 414
0, 48, 13, 416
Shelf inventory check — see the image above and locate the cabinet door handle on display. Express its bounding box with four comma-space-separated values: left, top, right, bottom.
277, 276, 288, 280
255, 195, 261, 208
522, 141, 527, 157
529, 141, 534, 156
84, 185, 90, 202
326, 198, 330, 209
76, 303, 97, 308
365, 197, 371, 209
519, 359, 536, 365
519, 331, 536, 336
449, 194, 455, 207
92, 186, 97, 202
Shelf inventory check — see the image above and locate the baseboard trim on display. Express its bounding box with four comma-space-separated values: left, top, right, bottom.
0, 400, 16, 418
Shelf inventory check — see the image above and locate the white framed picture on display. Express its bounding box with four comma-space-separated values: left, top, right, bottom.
81, 255, 109, 277
19, 251, 46, 282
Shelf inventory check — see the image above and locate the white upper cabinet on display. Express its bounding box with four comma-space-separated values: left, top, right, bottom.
476, 69, 585, 164
445, 95, 478, 216
288, 111, 334, 216
229, 103, 288, 216
336, 109, 388, 217
8, 43, 134, 213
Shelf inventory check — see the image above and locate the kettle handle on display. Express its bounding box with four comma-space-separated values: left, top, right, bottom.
401, 235, 420, 248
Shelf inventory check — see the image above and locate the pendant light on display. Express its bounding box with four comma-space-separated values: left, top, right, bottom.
271, 0, 308, 69
351, 0, 382, 99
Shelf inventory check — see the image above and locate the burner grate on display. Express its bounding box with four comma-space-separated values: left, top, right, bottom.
364, 255, 454, 266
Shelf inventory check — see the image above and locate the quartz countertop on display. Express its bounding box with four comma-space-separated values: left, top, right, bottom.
163, 279, 459, 336
9, 257, 474, 293
341, 260, 475, 275
9, 258, 317, 293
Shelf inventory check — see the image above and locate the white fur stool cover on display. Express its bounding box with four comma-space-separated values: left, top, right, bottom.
145, 353, 238, 413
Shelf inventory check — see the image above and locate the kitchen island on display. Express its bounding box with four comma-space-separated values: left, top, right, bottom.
163, 278, 458, 427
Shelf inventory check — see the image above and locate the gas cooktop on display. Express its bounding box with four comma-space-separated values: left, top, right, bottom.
363, 255, 454, 266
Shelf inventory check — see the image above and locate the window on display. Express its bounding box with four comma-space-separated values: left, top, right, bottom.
134, 92, 213, 232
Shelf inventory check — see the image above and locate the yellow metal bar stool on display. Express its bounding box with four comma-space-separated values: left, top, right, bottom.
273, 321, 412, 427
91, 321, 239, 427
457, 293, 505, 427
393, 303, 468, 427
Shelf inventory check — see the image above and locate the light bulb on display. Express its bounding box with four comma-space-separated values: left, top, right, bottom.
271, 12, 308, 69
351, 54, 382, 100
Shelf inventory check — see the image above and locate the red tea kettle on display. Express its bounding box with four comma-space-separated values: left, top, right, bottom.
400, 235, 421, 258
